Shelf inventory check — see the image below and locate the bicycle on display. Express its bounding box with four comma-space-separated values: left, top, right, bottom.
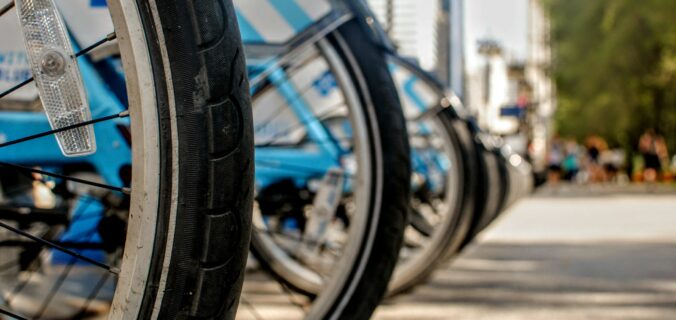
385, 55, 476, 296
466, 137, 534, 241
234, 0, 410, 319
0, 0, 253, 318
386, 48, 533, 294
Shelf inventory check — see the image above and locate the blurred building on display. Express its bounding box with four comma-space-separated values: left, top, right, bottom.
368, 0, 465, 97
526, 0, 556, 175
368, 0, 555, 162
368, 0, 441, 71
466, 40, 530, 154
464, 0, 555, 162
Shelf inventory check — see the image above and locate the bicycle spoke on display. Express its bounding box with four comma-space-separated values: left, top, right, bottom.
0, 111, 129, 149
0, 111, 130, 196
248, 14, 351, 86
73, 272, 112, 319
0, 307, 28, 320
0, 32, 116, 100
1, 187, 119, 318
252, 53, 324, 133
76, 32, 117, 58
34, 250, 79, 318
254, 227, 324, 248
0, 1, 14, 17
34, 227, 101, 319
253, 226, 343, 275
0, 240, 112, 250
0, 162, 130, 194
3, 199, 91, 302
239, 296, 264, 320
0, 220, 118, 274
278, 282, 310, 315
253, 80, 321, 134
4, 231, 57, 306
255, 101, 347, 148
0, 77, 33, 100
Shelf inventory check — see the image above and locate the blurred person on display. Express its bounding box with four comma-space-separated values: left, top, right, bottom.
600, 149, 626, 183
639, 129, 669, 183
585, 135, 608, 183
562, 140, 580, 182
547, 135, 564, 183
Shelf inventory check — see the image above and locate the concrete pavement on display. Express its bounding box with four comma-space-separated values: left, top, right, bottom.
239, 186, 676, 319
374, 188, 676, 320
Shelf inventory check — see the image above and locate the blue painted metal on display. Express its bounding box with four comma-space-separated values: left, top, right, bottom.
390, 61, 452, 193
1, 38, 130, 264
51, 196, 106, 264
267, 0, 313, 32
4, 0, 449, 267
253, 64, 345, 190
235, 0, 337, 45
236, 9, 266, 43
90, 0, 107, 7
0, 46, 130, 188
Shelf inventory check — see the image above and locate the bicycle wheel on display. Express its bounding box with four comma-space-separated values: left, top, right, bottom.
386, 110, 474, 296
478, 148, 510, 231
243, 19, 410, 320
0, 0, 253, 319
458, 141, 505, 249
383, 58, 474, 296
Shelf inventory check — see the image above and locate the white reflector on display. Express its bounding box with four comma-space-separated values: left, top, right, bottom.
15, 0, 96, 157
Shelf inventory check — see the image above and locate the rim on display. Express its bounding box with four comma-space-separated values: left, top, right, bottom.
108, 0, 163, 318
247, 37, 374, 316
0, 0, 162, 318
384, 55, 465, 293
390, 113, 462, 290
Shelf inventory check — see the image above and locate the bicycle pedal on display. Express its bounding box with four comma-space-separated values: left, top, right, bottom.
15, 0, 96, 157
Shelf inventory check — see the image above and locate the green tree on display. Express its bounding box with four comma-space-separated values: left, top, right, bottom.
547, 0, 676, 156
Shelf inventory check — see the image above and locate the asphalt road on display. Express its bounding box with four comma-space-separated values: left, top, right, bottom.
238, 185, 676, 320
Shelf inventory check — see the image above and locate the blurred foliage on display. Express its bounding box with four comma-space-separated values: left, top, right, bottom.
546, 0, 676, 154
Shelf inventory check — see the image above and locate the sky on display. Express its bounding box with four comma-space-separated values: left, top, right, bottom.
464, 0, 529, 71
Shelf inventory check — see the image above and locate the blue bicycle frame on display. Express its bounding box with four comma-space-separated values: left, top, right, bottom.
237, 0, 452, 196
389, 59, 453, 194
237, 0, 357, 192
0, 4, 129, 263
0, 0, 452, 262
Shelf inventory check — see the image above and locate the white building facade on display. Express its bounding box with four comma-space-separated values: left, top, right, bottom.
368, 0, 441, 71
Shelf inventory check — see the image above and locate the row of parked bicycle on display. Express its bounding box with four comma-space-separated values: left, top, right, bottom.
0, 0, 532, 319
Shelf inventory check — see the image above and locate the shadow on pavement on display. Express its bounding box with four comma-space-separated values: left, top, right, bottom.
378, 241, 676, 320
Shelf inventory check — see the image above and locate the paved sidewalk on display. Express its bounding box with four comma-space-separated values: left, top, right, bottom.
238, 187, 676, 320
373, 191, 676, 320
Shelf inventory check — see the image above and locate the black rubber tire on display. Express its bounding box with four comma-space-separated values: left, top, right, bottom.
459, 142, 503, 249
247, 17, 409, 320
441, 119, 480, 259
387, 109, 475, 297
133, 0, 254, 318
325, 20, 410, 320
475, 150, 508, 235
478, 150, 510, 231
